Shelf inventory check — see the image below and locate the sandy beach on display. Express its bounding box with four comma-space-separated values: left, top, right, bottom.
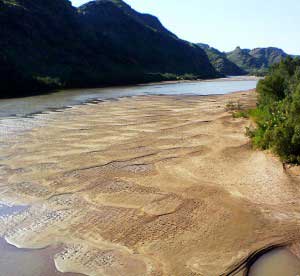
0, 90, 300, 275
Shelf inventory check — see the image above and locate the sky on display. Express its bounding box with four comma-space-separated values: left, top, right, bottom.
72, 0, 300, 54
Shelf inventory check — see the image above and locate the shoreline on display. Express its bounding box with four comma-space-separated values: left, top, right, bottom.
139, 75, 261, 86
0, 237, 84, 276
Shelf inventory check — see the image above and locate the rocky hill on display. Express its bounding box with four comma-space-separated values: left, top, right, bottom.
0, 0, 217, 98
197, 44, 246, 76
198, 43, 291, 76
226, 46, 288, 75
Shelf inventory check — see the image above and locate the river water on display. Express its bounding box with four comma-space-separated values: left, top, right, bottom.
0, 77, 258, 118
0, 238, 84, 276
249, 248, 300, 276
0, 203, 84, 276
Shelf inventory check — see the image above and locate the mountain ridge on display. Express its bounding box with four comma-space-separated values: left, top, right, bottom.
226, 46, 289, 75
198, 43, 294, 76
0, 0, 218, 98
197, 44, 246, 76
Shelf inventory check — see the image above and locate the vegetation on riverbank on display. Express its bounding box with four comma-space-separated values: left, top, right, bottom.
248, 57, 300, 163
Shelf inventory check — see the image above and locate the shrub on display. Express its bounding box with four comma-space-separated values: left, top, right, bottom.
250, 57, 300, 163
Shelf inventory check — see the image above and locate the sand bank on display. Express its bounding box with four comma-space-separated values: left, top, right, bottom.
0, 90, 300, 275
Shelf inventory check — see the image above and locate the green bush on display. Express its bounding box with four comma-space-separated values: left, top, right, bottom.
232, 110, 250, 119
250, 57, 300, 163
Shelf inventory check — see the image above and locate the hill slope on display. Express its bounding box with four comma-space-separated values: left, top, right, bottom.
197, 44, 246, 76
0, 0, 217, 98
226, 46, 288, 75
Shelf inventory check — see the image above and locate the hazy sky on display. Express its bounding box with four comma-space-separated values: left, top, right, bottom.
72, 0, 300, 54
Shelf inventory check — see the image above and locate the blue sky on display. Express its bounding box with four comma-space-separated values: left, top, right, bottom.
72, 0, 300, 54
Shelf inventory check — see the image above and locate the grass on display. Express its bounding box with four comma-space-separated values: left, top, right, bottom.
225, 99, 264, 120
232, 110, 250, 118
225, 100, 253, 119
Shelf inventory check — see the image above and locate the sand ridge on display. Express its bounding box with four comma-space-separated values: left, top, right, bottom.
0, 90, 300, 275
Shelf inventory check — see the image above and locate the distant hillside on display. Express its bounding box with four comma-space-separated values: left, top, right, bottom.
226, 46, 288, 75
197, 44, 246, 76
0, 0, 217, 98
199, 44, 292, 75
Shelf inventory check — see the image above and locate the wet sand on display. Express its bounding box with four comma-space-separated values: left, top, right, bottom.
0, 90, 300, 275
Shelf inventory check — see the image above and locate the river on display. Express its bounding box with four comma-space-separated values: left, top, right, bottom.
0, 77, 258, 118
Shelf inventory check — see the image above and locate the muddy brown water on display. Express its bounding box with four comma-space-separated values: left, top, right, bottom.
248, 248, 300, 276
0, 204, 85, 276
0, 238, 85, 276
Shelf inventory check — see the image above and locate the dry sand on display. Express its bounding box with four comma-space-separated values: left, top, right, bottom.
0, 90, 300, 276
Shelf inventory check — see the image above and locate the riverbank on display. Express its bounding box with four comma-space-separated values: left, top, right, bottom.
0, 90, 300, 275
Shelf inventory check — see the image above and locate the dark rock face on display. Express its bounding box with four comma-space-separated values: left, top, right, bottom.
197, 44, 246, 76
0, 0, 217, 98
226, 46, 288, 75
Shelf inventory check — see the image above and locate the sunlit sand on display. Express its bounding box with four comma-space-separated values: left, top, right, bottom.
0, 91, 300, 275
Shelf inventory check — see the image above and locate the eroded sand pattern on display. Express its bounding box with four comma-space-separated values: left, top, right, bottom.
0, 91, 300, 275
